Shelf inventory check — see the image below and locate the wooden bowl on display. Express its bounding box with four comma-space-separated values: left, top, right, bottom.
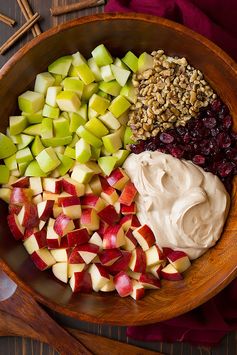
0, 13, 237, 326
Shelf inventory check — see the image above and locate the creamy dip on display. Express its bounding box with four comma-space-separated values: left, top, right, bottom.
123, 151, 230, 259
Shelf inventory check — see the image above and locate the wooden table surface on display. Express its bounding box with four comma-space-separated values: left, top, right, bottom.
0, 1, 237, 354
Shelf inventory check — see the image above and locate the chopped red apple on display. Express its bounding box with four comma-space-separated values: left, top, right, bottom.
162, 247, 174, 258
89, 174, 102, 195
131, 215, 141, 230
160, 263, 183, 281
145, 244, 164, 267
7, 213, 25, 240
23, 227, 38, 240
54, 213, 75, 237
52, 262, 68, 283
47, 223, 61, 249
11, 176, 29, 188
123, 228, 138, 251
106, 250, 131, 275
77, 243, 99, 264
62, 177, 85, 196
89, 231, 103, 250
119, 181, 137, 206
121, 203, 136, 215
23, 229, 47, 254
133, 224, 156, 251
167, 251, 191, 273
32, 194, 43, 205
103, 225, 125, 249
10, 187, 32, 205
101, 186, 119, 205
88, 263, 110, 291
29, 177, 43, 196
100, 275, 115, 292
37, 200, 54, 221
99, 249, 122, 266
130, 280, 145, 300
42, 177, 62, 194
81, 193, 105, 211
68, 263, 85, 278
107, 168, 129, 190
80, 208, 100, 231
18, 203, 39, 229
148, 264, 163, 279
60, 195, 81, 219
97, 220, 108, 236
127, 269, 141, 280
67, 228, 90, 247
42, 191, 59, 202
53, 204, 63, 218
98, 205, 120, 225
69, 270, 92, 293
8, 204, 22, 215
68, 246, 85, 264
119, 214, 132, 231
114, 271, 133, 297
139, 273, 161, 289
31, 248, 56, 271
129, 247, 146, 273
50, 248, 69, 262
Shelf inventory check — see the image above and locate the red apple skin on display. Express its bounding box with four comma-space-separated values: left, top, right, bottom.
132, 286, 145, 300
121, 203, 136, 215
19, 203, 39, 229
107, 168, 124, 186
7, 214, 24, 240
99, 175, 110, 190
43, 178, 62, 194
119, 182, 137, 206
47, 238, 61, 249
93, 263, 110, 279
99, 249, 122, 266
133, 224, 156, 250
162, 247, 174, 258
68, 247, 85, 264
11, 177, 30, 188
60, 196, 81, 207
62, 178, 84, 196
72, 271, 92, 293
106, 251, 131, 275
53, 213, 73, 237
131, 215, 141, 230
160, 266, 183, 281
97, 220, 108, 236
10, 188, 32, 205
130, 247, 146, 273
30, 251, 47, 271
149, 264, 163, 279
125, 229, 138, 247
59, 237, 69, 249
23, 227, 39, 240
103, 225, 124, 249
77, 243, 99, 254
81, 194, 100, 208
139, 273, 161, 289
31, 230, 47, 249
67, 228, 90, 247
167, 250, 188, 262
114, 271, 133, 297
98, 205, 120, 225
37, 200, 54, 221
8, 204, 22, 215
120, 215, 132, 230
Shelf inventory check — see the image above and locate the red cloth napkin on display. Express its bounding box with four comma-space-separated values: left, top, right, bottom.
105, 0, 237, 346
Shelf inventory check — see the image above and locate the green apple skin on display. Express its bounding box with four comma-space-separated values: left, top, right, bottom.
98, 156, 118, 176
34, 72, 55, 94
90, 146, 101, 161
36, 147, 61, 173
89, 94, 110, 115
138, 52, 154, 73
6, 129, 22, 145
0, 133, 17, 159
101, 145, 112, 156
122, 51, 138, 73
77, 103, 88, 121
120, 81, 137, 104
52, 74, 64, 85
16, 147, 33, 164
99, 80, 121, 97
64, 146, 75, 159
72, 51, 87, 66
69, 133, 79, 147
23, 123, 42, 136
4, 154, 17, 170
123, 126, 135, 147
9, 116, 27, 136
98, 111, 121, 130
24, 160, 47, 177
102, 132, 122, 154
71, 164, 94, 184
87, 57, 102, 81
108, 95, 131, 118
77, 125, 102, 148
57, 153, 74, 176
23, 111, 43, 124
46, 86, 62, 107
48, 56, 72, 76
113, 57, 129, 70
97, 90, 110, 99
75, 138, 91, 163
111, 64, 131, 87
69, 112, 86, 133
42, 136, 72, 147
62, 77, 84, 97
85, 117, 109, 138
17, 134, 34, 150
41, 118, 53, 139
31, 136, 45, 156
18, 91, 44, 114
100, 65, 115, 82
81, 83, 99, 102
53, 118, 70, 138
91, 44, 113, 67
0, 165, 10, 184
113, 150, 130, 167
18, 162, 28, 175
56, 91, 81, 113
42, 104, 60, 119
73, 64, 95, 85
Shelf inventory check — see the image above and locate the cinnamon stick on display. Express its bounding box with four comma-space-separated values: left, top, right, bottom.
16, 0, 41, 37
0, 12, 16, 27
50, 0, 105, 16
0, 13, 40, 55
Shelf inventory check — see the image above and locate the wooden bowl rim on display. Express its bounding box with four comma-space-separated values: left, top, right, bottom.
1, 12, 237, 325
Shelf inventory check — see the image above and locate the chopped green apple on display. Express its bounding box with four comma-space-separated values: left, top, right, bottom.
85, 161, 101, 174
0, 133, 17, 159
109, 95, 131, 118
31, 136, 45, 156
41, 136, 72, 147
123, 126, 135, 147
41, 118, 53, 139
97, 90, 110, 99
138, 52, 154, 73
91, 44, 113, 67
18, 91, 44, 114
88, 107, 98, 120
61, 111, 70, 120
113, 150, 130, 167
90, 146, 101, 160
6, 129, 21, 144
23, 111, 43, 124
16, 147, 33, 164
75, 138, 91, 163
100, 65, 115, 82
101, 146, 112, 156
24, 160, 47, 177
89, 94, 110, 115
120, 80, 137, 103
34, 72, 55, 94
9, 116, 27, 136
98, 156, 117, 176
69, 133, 79, 147
122, 51, 138, 73
72, 51, 86, 66
77, 103, 87, 120
102, 131, 122, 153
52, 74, 64, 85
42, 104, 60, 119
71, 163, 94, 184
69, 112, 86, 132
54, 146, 65, 155
117, 125, 125, 140
46, 86, 62, 107
81, 83, 99, 102
77, 125, 102, 148
98, 111, 121, 130
62, 77, 84, 97
0, 165, 10, 184
113, 57, 129, 69
56, 91, 81, 112
4, 154, 17, 170
36, 147, 61, 173
73, 64, 95, 85
118, 111, 129, 125
48, 56, 72, 76
85, 117, 108, 137
87, 57, 102, 81
57, 153, 74, 176
99, 80, 121, 97
111, 64, 130, 86
64, 146, 75, 159
53, 118, 70, 137
18, 162, 28, 175
0, 188, 11, 203
17, 134, 34, 150
23, 123, 42, 136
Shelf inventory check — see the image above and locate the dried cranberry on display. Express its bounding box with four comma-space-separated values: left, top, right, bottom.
203, 116, 216, 129
211, 99, 222, 112
159, 132, 174, 144
176, 126, 186, 136
192, 155, 205, 165
216, 132, 232, 148
222, 115, 232, 130
217, 161, 234, 177
130, 141, 145, 154
169, 146, 184, 159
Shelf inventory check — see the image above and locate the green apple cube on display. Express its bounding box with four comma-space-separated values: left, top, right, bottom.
91, 44, 113, 67
113, 57, 129, 69
72, 51, 87, 66
42, 136, 72, 147
61, 111, 70, 120
99, 80, 121, 97
36, 147, 61, 173
42, 104, 60, 119
9, 116, 27, 136
56, 91, 81, 112
87, 57, 102, 81
69, 133, 79, 147
118, 111, 129, 125
53, 118, 70, 137
99, 111, 121, 130
68, 65, 79, 77
16, 147, 33, 164
41, 118, 53, 139
97, 90, 109, 99
48, 56, 72, 76
31, 136, 45, 156
64, 146, 75, 159
52, 74, 64, 85
23, 123, 42, 136
98, 156, 117, 176
117, 125, 125, 140
120, 81, 137, 103
73, 64, 95, 85
18, 91, 44, 114
71, 163, 94, 184
54, 146, 65, 155
88, 107, 98, 120
124, 126, 135, 147
100, 65, 115, 82
81, 83, 99, 101
62, 77, 84, 97
23, 111, 43, 124
113, 150, 130, 167
89, 94, 110, 115
102, 131, 122, 154
24, 160, 47, 177
57, 153, 74, 176
46, 86, 62, 107
122, 51, 138, 73
85, 117, 108, 137
75, 138, 91, 163
69, 112, 86, 132
90, 146, 101, 160
18, 162, 28, 175
4, 154, 17, 170
34, 72, 55, 94
77, 125, 102, 148
0, 133, 17, 159
0, 165, 10, 184
111, 64, 130, 86
6, 129, 22, 144
77, 103, 88, 121
101, 145, 112, 156
138, 52, 154, 73
109, 95, 131, 118
17, 134, 34, 150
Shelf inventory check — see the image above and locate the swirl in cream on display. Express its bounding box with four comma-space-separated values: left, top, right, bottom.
123, 151, 230, 259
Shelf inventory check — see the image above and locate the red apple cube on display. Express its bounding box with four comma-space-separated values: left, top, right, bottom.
106, 250, 131, 275
57, 192, 71, 206
68, 246, 85, 264
81, 194, 105, 212
121, 203, 136, 215
103, 225, 125, 249
99, 249, 122, 266
100, 275, 115, 292
42, 191, 59, 202
67, 228, 90, 247
162, 247, 174, 258
62, 177, 85, 196
129, 247, 146, 273
107, 168, 129, 190
32, 194, 43, 205
114, 271, 133, 297
123, 228, 138, 251
47, 224, 61, 249
120, 215, 132, 232
52, 262, 68, 283
50, 248, 69, 262
114, 201, 121, 214
80, 208, 100, 231
127, 269, 141, 281
131, 215, 141, 230
10, 187, 32, 205
167, 251, 191, 273
130, 280, 145, 300
23, 227, 39, 240
69, 270, 92, 293
101, 186, 119, 205
133, 224, 156, 251
139, 273, 161, 289
42, 178, 62, 194
8, 204, 22, 215
11, 176, 29, 188
77, 243, 99, 264
60, 196, 81, 219
18, 203, 39, 229
160, 263, 183, 281
29, 177, 43, 196
89, 232, 103, 250
59, 236, 69, 249
119, 182, 137, 206
99, 175, 110, 190
148, 264, 163, 279
89, 175, 102, 195
53, 204, 63, 219
68, 263, 85, 278
7, 214, 25, 240
145, 244, 164, 267
23, 229, 47, 254
54, 213, 75, 237
31, 249, 56, 271
88, 263, 110, 291
37, 200, 54, 221
98, 205, 120, 225
97, 220, 108, 236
